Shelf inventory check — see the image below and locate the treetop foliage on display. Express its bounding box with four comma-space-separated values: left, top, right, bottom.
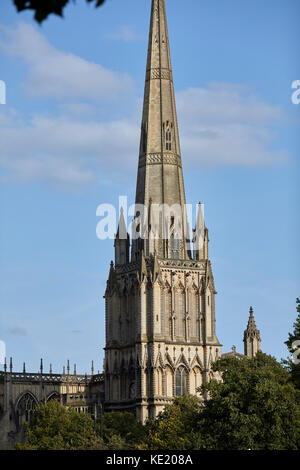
102, 411, 146, 448
283, 298, 300, 390
15, 400, 104, 450
13, 0, 106, 24
198, 352, 300, 450
15, 299, 300, 451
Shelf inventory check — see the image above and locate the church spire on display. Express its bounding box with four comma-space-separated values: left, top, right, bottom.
141, 0, 181, 158
243, 306, 261, 358
134, 0, 188, 260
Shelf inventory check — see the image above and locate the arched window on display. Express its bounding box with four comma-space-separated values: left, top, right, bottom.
16, 393, 37, 426
47, 392, 60, 402
175, 367, 187, 396
190, 367, 202, 395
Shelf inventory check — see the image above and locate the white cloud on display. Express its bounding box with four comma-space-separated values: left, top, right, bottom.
176, 84, 288, 168
0, 23, 134, 101
0, 22, 289, 187
0, 82, 288, 187
105, 26, 140, 43
0, 109, 139, 185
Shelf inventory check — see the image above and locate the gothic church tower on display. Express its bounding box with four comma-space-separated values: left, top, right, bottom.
104, 0, 222, 421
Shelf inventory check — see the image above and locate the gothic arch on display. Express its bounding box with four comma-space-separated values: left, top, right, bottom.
188, 286, 199, 338
175, 365, 188, 396
176, 280, 185, 292
16, 391, 38, 427
155, 351, 164, 369
112, 374, 119, 401
165, 365, 174, 397
155, 367, 163, 396
46, 391, 60, 402
175, 285, 185, 337
190, 352, 204, 370
175, 352, 190, 370
162, 286, 172, 337
164, 352, 175, 370
190, 366, 202, 396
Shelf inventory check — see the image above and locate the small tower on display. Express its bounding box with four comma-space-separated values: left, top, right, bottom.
114, 208, 130, 266
243, 306, 261, 358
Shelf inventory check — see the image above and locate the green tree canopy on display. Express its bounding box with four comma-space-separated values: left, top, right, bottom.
284, 298, 300, 390
196, 352, 300, 450
141, 394, 201, 450
15, 402, 144, 450
15, 400, 105, 450
102, 411, 146, 449
13, 0, 105, 24
139, 353, 300, 450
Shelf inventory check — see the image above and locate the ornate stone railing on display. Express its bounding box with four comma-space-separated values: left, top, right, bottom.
0, 371, 104, 384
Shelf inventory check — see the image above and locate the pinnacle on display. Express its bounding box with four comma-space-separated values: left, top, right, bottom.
245, 306, 260, 337
116, 207, 127, 240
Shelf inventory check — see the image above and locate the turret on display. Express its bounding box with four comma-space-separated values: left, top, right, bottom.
243, 306, 261, 358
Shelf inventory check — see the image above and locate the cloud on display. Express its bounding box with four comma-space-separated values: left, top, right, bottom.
105, 26, 140, 43
0, 108, 139, 185
176, 84, 288, 168
9, 326, 27, 336
0, 82, 288, 186
0, 23, 134, 101
0, 22, 289, 186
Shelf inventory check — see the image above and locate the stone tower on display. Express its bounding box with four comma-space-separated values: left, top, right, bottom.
104, 0, 222, 422
243, 306, 261, 358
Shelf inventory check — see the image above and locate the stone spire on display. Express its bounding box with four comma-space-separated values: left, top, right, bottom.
114, 208, 130, 265
193, 203, 209, 261
243, 306, 261, 358
134, 0, 188, 260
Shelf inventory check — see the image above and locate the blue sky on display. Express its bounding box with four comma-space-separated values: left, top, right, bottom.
0, 0, 299, 374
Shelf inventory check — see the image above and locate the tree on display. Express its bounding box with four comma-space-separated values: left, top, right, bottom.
15, 401, 105, 450
284, 298, 300, 390
101, 411, 146, 449
15, 402, 144, 450
13, 0, 106, 24
196, 352, 300, 450
140, 395, 201, 450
